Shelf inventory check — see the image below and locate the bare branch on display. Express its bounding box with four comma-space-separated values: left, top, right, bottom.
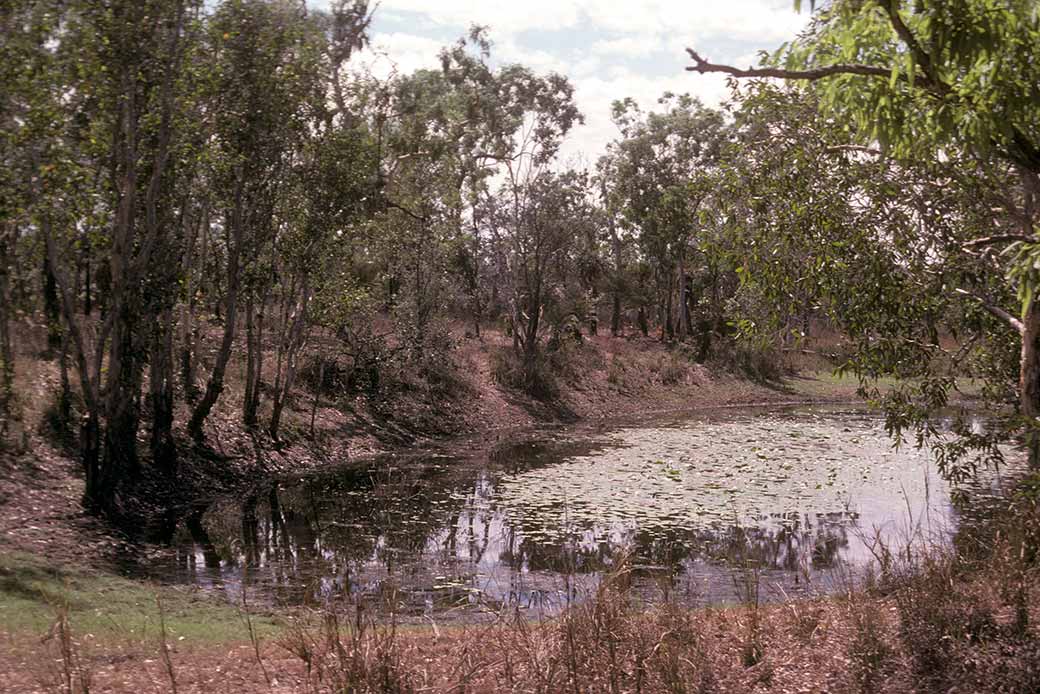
825, 144, 883, 156
685, 48, 890, 81
962, 234, 1033, 249
384, 197, 427, 222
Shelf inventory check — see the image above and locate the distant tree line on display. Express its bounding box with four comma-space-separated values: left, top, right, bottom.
1, 0, 1037, 517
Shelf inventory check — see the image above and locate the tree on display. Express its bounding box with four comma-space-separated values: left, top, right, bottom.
606, 94, 727, 346
687, 0, 1040, 468
26, 0, 198, 511
187, 0, 324, 442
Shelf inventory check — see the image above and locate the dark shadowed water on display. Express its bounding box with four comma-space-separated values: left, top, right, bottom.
139, 405, 1024, 621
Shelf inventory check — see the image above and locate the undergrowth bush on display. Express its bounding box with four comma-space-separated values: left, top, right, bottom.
710, 339, 782, 384
490, 348, 559, 400
885, 474, 1040, 693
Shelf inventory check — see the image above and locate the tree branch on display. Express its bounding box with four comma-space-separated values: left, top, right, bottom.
685, 48, 891, 81
825, 144, 882, 156
962, 234, 1033, 249
880, 0, 949, 96
384, 197, 427, 222
954, 287, 1023, 334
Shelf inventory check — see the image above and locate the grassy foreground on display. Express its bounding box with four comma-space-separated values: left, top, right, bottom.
3, 472, 1039, 694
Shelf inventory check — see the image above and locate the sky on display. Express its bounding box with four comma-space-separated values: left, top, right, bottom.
312, 1, 812, 165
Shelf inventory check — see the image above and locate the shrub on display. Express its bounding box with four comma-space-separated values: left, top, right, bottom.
710, 339, 782, 383
845, 596, 893, 693
658, 354, 688, 386
606, 355, 629, 390
547, 339, 604, 386
490, 348, 559, 400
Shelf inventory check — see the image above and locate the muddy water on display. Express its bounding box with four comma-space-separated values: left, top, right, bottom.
143, 405, 1023, 620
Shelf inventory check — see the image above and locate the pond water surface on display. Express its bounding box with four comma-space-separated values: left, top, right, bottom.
144, 405, 1023, 621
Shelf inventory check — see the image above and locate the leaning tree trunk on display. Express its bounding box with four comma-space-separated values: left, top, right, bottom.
188, 196, 243, 442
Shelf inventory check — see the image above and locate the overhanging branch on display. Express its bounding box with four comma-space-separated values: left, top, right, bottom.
962, 234, 1033, 249
685, 48, 890, 81
954, 287, 1024, 334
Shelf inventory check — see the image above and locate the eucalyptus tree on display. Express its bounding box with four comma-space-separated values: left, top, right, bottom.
17, 0, 201, 509
268, 124, 379, 441
187, 0, 326, 441
608, 94, 727, 343
372, 67, 466, 361
457, 64, 583, 380
484, 168, 594, 384
373, 28, 583, 348
687, 0, 1040, 469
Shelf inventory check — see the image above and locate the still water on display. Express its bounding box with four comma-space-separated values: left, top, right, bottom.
143, 405, 1022, 620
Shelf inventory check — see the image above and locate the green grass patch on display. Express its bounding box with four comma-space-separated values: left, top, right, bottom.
0, 550, 281, 645
787, 371, 984, 400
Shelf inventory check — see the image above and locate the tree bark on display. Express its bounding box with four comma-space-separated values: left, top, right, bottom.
610, 215, 623, 337
269, 281, 310, 441
149, 305, 176, 470
1020, 303, 1040, 468
243, 292, 259, 429
180, 202, 207, 402
43, 248, 62, 354
677, 255, 689, 340
188, 192, 244, 442
308, 357, 323, 439
0, 249, 13, 440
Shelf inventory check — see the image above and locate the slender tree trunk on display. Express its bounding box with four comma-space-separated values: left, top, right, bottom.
677, 255, 688, 340
83, 254, 92, 316
1020, 303, 1040, 468
81, 412, 101, 508
58, 329, 71, 429
243, 292, 259, 428
180, 203, 206, 402
188, 195, 244, 442
270, 282, 309, 441
0, 243, 14, 440
42, 213, 104, 506
663, 277, 674, 341
308, 357, 323, 440
43, 249, 62, 355
522, 285, 542, 386
149, 305, 176, 469
609, 211, 623, 337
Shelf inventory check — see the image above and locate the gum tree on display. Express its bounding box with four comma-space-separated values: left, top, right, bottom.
687, 0, 1040, 468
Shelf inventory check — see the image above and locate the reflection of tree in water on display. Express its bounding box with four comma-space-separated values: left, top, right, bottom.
162, 456, 494, 605
497, 509, 852, 578
156, 430, 952, 613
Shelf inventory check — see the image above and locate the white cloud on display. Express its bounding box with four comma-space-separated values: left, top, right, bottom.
560, 69, 733, 164
590, 37, 659, 59
327, 0, 811, 161
373, 0, 808, 43
356, 32, 444, 79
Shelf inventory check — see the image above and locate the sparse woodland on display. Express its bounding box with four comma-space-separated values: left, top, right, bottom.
2, 2, 1040, 691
